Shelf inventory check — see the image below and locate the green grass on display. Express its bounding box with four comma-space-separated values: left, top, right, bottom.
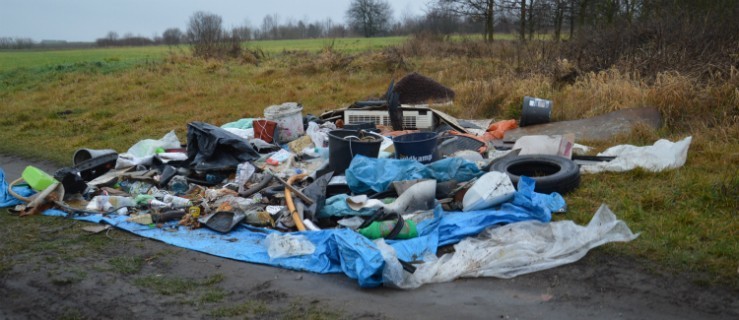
0, 46, 173, 72
0, 37, 408, 72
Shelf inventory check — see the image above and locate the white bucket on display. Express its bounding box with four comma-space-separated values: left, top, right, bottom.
264, 102, 304, 143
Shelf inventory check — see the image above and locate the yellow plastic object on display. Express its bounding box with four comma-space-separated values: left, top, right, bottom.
22, 166, 58, 191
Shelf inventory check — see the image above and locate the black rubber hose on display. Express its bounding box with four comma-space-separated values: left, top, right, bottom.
238, 174, 273, 197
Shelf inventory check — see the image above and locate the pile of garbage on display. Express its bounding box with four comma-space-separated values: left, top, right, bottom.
2, 74, 694, 288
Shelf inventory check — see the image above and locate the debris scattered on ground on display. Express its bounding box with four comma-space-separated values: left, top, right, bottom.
1, 75, 691, 289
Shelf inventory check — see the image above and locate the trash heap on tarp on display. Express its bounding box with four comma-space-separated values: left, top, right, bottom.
2, 72, 695, 289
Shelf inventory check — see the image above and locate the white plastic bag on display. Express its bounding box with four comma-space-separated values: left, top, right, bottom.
379, 204, 639, 289
581, 136, 692, 173
116, 130, 182, 168
265, 233, 316, 259
127, 130, 181, 158
306, 122, 328, 148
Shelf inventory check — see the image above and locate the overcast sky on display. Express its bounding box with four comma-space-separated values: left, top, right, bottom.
1, 0, 431, 42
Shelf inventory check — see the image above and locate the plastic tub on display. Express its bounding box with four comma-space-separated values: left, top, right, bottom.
520, 96, 552, 127
328, 130, 383, 174
264, 102, 304, 143
22, 165, 58, 191
392, 132, 439, 164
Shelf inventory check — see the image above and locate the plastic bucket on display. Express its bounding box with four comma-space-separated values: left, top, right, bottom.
328, 130, 383, 174
520, 96, 552, 127
264, 102, 304, 143
253, 119, 278, 143
392, 132, 439, 164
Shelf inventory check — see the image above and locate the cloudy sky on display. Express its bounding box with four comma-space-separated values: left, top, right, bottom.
1, 0, 431, 42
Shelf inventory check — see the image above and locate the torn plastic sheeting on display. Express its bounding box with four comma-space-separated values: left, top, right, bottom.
187, 121, 261, 171
346, 155, 482, 194
221, 118, 254, 130
317, 194, 377, 218
438, 176, 557, 246
580, 136, 692, 174
380, 204, 638, 289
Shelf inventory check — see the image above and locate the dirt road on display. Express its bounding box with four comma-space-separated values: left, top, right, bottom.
1, 156, 736, 319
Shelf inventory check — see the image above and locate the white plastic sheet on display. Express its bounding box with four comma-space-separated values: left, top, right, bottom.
379, 204, 638, 289
581, 136, 692, 173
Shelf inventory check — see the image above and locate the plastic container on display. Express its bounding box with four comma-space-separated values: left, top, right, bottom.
22, 166, 58, 191
358, 220, 418, 240
72, 148, 117, 166
520, 96, 552, 127
462, 171, 516, 212
328, 130, 383, 174
264, 102, 304, 143
253, 119, 278, 143
163, 194, 193, 208
392, 132, 439, 164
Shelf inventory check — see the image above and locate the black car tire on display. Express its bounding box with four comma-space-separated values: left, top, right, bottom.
491, 154, 580, 194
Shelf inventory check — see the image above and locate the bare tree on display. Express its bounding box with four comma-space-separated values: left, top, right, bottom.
187, 11, 225, 58
162, 28, 183, 46
346, 0, 394, 37
435, 0, 498, 41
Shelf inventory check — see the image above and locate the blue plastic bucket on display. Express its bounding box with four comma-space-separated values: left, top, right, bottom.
392, 132, 439, 164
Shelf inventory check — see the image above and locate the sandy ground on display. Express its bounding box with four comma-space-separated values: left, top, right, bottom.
1, 155, 737, 319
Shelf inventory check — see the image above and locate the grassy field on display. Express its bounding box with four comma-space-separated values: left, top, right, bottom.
0, 37, 737, 288
0, 36, 408, 72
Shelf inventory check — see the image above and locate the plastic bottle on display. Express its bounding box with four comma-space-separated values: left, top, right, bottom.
163, 194, 193, 208
134, 194, 171, 209
358, 220, 418, 240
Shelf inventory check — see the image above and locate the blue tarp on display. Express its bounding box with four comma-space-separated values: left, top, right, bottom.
345, 155, 483, 194
1, 167, 559, 287
0, 169, 34, 207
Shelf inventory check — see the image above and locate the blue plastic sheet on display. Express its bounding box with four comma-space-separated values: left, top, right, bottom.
346, 155, 482, 193
1, 166, 559, 288
317, 194, 377, 218
0, 169, 34, 207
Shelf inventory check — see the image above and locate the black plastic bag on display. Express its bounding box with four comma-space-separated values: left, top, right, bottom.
186, 121, 260, 171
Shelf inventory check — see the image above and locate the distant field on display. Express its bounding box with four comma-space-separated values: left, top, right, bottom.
0, 37, 408, 72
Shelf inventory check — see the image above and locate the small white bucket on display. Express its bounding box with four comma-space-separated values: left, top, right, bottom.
264, 102, 304, 143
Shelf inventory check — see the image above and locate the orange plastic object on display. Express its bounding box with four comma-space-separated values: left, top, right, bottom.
483, 119, 518, 140
285, 173, 308, 231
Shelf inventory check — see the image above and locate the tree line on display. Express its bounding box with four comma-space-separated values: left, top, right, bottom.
2, 0, 734, 51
